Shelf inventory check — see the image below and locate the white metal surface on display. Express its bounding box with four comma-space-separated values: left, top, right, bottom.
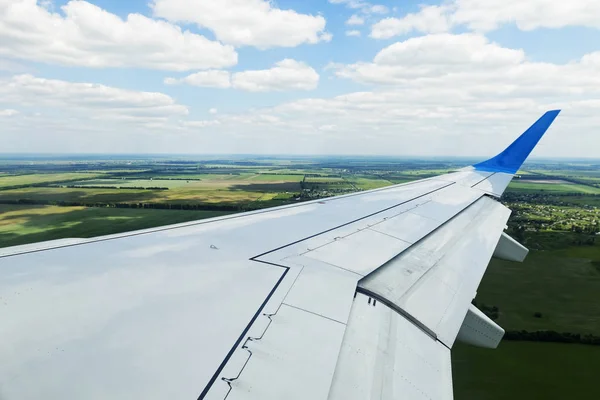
0, 168, 513, 399
369, 211, 441, 243
0, 249, 284, 400
360, 196, 511, 348
328, 293, 453, 400
225, 304, 347, 400
303, 229, 412, 276
473, 172, 514, 197
409, 184, 483, 222
457, 304, 505, 349
435, 169, 493, 187
0, 237, 90, 257
0, 177, 454, 399
493, 232, 529, 262
360, 198, 493, 311
280, 256, 360, 324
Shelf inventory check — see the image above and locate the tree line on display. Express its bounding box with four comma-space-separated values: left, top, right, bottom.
64, 185, 169, 190
0, 199, 255, 212
504, 330, 600, 346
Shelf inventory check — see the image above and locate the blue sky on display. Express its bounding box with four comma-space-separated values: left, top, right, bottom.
1, 0, 600, 156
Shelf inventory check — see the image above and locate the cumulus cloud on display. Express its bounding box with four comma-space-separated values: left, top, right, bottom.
346, 14, 364, 25
332, 34, 525, 83
4, 22, 600, 157
0, 74, 189, 120
346, 30, 362, 37
0, 0, 237, 71
329, 33, 600, 104
209, 108, 218, 115
166, 59, 319, 92
232, 60, 319, 92
369, 5, 389, 14
165, 70, 232, 88
151, 0, 330, 48
452, 0, 600, 32
194, 33, 600, 156
371, 5, 451, 38
329, 0, 388, 14
371, 0, 600, 38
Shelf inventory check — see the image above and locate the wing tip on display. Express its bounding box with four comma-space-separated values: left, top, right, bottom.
473, 110, 561, 174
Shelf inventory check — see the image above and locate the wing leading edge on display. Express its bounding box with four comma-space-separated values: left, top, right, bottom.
0, 111, 561, 400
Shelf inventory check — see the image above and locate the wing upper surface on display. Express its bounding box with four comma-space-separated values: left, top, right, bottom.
0, 175, 466, 400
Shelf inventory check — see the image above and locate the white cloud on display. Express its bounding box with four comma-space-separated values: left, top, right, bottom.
371, 0, 600, 38
151, 0, 330, 49
369, 5, 389, 14
452, 0, 600, 32
232, 59, 319, 92
329, 0, 388, 15
0, 74, 189, 120
0, 0, 237, 71
375, 34, 524, 67
0, 109, 18, 117
346, 14, 364, 25
209, 108, 218, 115
0, 58, 28, 72
165, 70, 232, 88
191, 33, 600, 156
169, 60, 320, 92
371, 5, 451, 38
346, 30, 362, 37
333, 34, 525, 83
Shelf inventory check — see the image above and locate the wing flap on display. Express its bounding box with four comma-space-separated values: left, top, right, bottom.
360, 196, 511, 348
223, 304, 347, 400
328, 292, 453, 400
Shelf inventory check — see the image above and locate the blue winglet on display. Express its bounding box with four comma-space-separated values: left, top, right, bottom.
473, 110, 561, 174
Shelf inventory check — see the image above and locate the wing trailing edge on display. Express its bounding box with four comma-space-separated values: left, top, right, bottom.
473, 110, 561, 174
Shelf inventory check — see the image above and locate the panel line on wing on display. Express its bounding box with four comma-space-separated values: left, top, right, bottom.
251, 182, 455, 261
281, 303, 347, 326
470, 172, 496, 187
284, 255, 364, 278
197, 263, 290, 400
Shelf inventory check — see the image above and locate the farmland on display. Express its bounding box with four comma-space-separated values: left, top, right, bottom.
1, 155, 600, 399
0, 172, 105, 188
0, 204, 229, 248
452, 341, 600, 399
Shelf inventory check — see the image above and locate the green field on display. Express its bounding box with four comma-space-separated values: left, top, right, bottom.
508, 180, 600, 194
476, 239, 600, 335
66, 178, 197, 188
0, 186, 294, 205
252, 173, 305, 182
530, 169, 600, 178
347, 176, 392, 190
0, 173, 104, 188
452, 341, 600, 399
0, 204, 230, 248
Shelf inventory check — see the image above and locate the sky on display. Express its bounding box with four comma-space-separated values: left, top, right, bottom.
1, 0, 599, 157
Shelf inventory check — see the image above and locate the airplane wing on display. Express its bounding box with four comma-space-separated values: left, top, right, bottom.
0, 111, 560, 400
